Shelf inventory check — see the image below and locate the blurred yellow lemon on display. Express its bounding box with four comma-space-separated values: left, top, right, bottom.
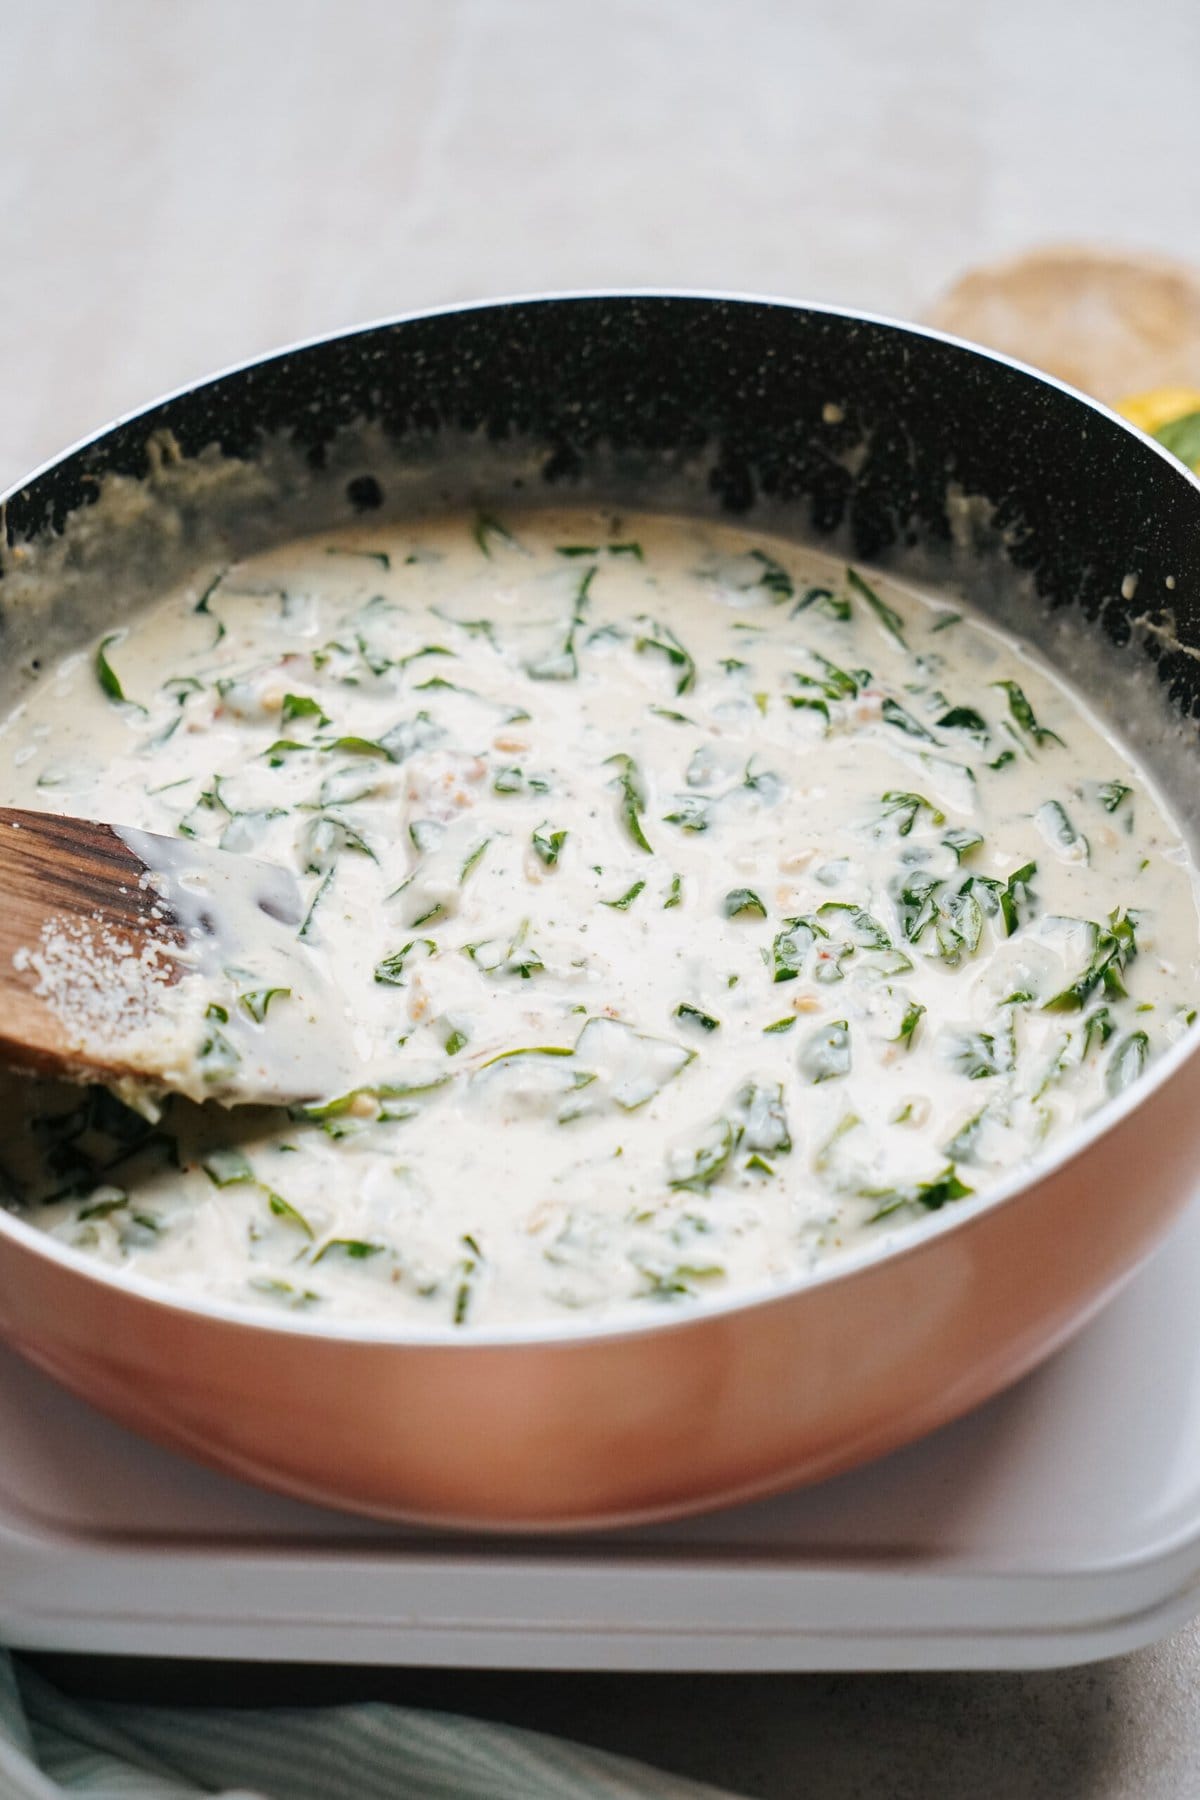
1117, 388, 1200, 472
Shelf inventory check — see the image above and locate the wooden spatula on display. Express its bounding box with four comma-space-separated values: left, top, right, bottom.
0, 807, 347, 1106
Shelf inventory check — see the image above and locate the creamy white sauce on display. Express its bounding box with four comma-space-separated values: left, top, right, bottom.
1, 508, 1197, 1326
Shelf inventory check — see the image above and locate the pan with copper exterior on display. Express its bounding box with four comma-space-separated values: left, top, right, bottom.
1, 295, 1198, 1530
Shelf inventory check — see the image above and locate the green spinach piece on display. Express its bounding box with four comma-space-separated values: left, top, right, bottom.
606, 752, 653, 852
992, 679, 1063, 747
847, 567, 906, 647
800, 1020, 851, 1083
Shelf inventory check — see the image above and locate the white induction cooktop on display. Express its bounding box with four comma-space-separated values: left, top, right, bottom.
3, 1194, 1200, 1671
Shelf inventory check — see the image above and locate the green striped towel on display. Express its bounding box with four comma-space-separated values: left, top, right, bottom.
0, 1652, 744, 1798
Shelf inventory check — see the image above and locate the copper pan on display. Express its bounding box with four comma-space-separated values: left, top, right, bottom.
1, 294, 1198, 1530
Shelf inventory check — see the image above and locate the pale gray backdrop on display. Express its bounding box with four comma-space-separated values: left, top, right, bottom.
3, 2, 1200, 1795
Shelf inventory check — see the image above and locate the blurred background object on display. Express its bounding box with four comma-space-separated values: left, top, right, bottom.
1117, 382, 1200, 472
927, 246, 1200, 407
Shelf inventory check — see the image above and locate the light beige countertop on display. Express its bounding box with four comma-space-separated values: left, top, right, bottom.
4, 2, 1200, 1793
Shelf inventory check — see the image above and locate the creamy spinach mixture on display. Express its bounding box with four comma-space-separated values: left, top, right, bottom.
2, 509, 1197, 1326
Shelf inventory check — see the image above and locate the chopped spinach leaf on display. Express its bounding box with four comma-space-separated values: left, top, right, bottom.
772, 914, 824, 982
936, 704, 989, 739
239, 987, 290, 1023
676, 1002, 720, 1032
465, 918, 544, 980
197, 1016, 241, 1084
894, 1001, 925, 1047
944, 1111, 987, 1162
786, 695, 829, 726
526, 566, 594, 681
880, 790, 946, 835
881, 697, 939, 742
459, 839, 490, 883
635, 618, 696, 694
1107, 1030, 1150, 1096
281, 692, 331, 728
201, 1144, 255, 1188
473, 512, 518, 557
556, 541, 643, 560
946, 1028, 1012, 1080
605, 751, 653, 852
867, 1166, 972, 1221
603, 880, 646, 910
312, 1238, 386, 1264
943, 826, 984, 862
95, 634, 145, 713
848, 567, 906, 647
1082, 1006, 1115, 1055
724, 888, 767, 919
268, 1192, 315, 1237
479, 1044, 574, 1068
791, 584, 850, 621
532, 825, 568, 867
1036, 799, 1087, 859
1044, 909, 1138, 1011
299, 1073, 451, 1123
800, 1020, 851, 1083
748, 548, 794, 601
792, 653, 864, 705
193, 569, 227, 642
816, 902, 893, 950
669, 1118, 741, 1191
962, 862, 1036, 937
77, 1189, 129, 1220
453, 1235, 483, 1324
992, 679, 1064, 747
262, 738, 310, 766
396, 643, 454, 670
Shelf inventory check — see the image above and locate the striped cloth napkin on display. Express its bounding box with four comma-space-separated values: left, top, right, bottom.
0, 1652, 744, 1799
